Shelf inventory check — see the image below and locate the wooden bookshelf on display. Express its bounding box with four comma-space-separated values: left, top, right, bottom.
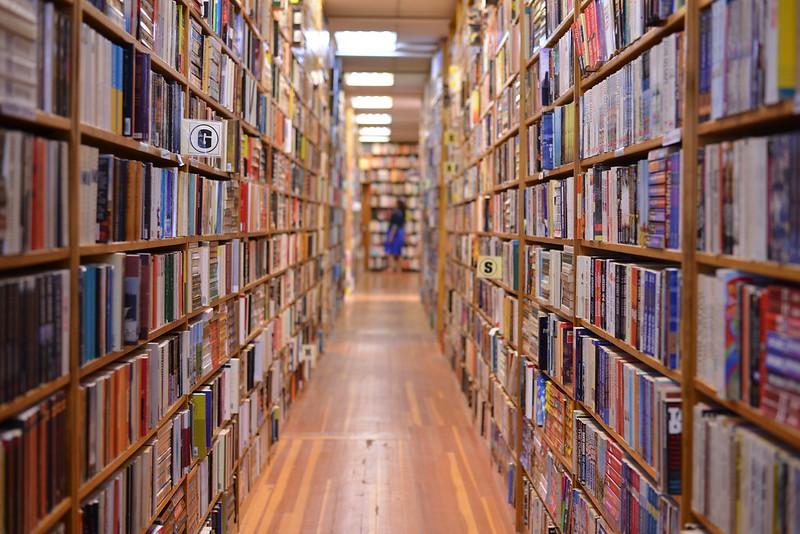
0, 0, 342, 532
427, 0, 800, 531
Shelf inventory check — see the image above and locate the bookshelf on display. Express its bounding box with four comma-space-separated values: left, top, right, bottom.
431, 0, 800, 532
360, 143, 422, 271
420, 49, 447, 332
0, 0, 341, 532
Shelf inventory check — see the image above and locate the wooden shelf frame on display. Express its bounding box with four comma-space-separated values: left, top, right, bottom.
0, 1, 342, 533
432, 0, 800, 531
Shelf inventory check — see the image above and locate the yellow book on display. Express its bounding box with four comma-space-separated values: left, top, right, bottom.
191, 391, 207, 458
778, 0, 797, 98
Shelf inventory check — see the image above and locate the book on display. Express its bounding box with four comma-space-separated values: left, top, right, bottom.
580, 147, 682, 250
579, 32, 684, 158
79, 251, 187, 364
698, 132, 800, 264
0, 130, 69, 255
701, 0, 799, 120
0, 269, 70, 404
0, 392, 67, 533
692, 404, 800, 533
576, 256, 682, 369
524, 177, 575, 238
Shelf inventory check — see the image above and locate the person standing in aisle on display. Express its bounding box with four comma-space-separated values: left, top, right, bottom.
384, 198, 406, 272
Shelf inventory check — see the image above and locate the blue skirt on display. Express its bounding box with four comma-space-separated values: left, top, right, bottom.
384, 228, 405, 256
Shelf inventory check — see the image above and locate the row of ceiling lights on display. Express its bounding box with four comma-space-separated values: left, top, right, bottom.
335, 33, 406, 143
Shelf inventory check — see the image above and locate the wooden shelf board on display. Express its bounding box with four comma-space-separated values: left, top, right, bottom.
543, 12, 575, 50
694, 380, 800, 450
692, 510, 726, 534
523, 235, 570, 246
0, 107, 72, 134
79, 395, 187, 499
579, 137, 665, 167
696, 252, 800, 282
577, 319, 683, 383
575, 400, 660, 482
80, 124, 181, 166
0, 248, 71, 271
0, 375, 71, 422
580, 7, 686, 92
543, 162, 575, 178
31, 497, 71, 534
579, 240, 683, 262
697, 100, 797, 138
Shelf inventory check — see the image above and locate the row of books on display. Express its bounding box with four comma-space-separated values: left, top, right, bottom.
580, 148, 682, 250
527, 245, 575, 313
478, 237, 520, 290
575, 0, 684, 73
537, 30, 574, 108
575, 256, 682, 369
80, 151, 241, 243
81, 344, 195, 480
80, 26, 184, 148
579, 33, 684, 158
523, 178, 576, 239
699, 0, 799, 121
575, 327, 682, 492
0, 0, 72, 116
692, 404, 800, 534
573, 411, 680, 533
495, 79, 521, 140
483, 189, 519, 234
81, 411, 235, 534
696, 271, 800, 428
0, 130, 68, 255
0, 392, 67, 534
697, 132, 800, 264
0, 269, 70, 404
495, 134, 520, 186
527, 0, 575, 55
476, 279, 519, 343
539, 103, 576, 170
79, 251, 187, 363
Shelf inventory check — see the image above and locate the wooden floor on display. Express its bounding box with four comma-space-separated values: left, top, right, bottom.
239, 272, 516, 534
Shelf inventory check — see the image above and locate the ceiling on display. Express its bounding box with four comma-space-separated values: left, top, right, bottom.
325, 0, 456, 142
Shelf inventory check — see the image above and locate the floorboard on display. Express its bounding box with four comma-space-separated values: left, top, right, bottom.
239, 273, 516, 534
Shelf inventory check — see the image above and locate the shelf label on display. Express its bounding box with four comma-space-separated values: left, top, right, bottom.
183, 119, 224, 157
477, 255, 503, 279
662, 128, 682, 147
614, 147, 625, 157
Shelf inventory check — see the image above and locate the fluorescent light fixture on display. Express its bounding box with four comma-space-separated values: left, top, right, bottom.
344, 72, 394, 87
335, 31, 396, 56
359, 127, 391, 137
355, 113, 392, 125
359, 136, 391, 143
351, 96, 394, 109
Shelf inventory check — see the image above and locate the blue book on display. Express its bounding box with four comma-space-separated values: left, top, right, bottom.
541, 112, 554, 170
666, 268, 681, 369
668, 151, 681, 249
553, 107, 562, 167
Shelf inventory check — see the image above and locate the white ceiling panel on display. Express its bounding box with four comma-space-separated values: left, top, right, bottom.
326, 0, 454, 141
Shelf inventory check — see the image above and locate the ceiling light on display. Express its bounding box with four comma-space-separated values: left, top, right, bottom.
335, 31, 396, 56
344, 72, 395, 87
351, 96, 394, 109
359, 127, 391, 137
355, 113, 392, 125
359, 136, 391, 143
